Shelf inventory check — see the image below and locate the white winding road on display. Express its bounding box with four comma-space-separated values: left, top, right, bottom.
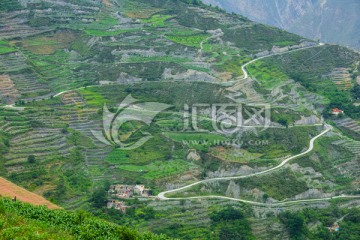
156, 124, 360, 204
241, 43, 324, 80
1, 42, 323, 109
157, 194, 360, 207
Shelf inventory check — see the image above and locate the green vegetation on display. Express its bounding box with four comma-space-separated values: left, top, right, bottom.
273, 40, 299, 46
210, 207, 256, 240
0, 131, 9, 175
271, 108, 302, 127
85, 28, 139, 37
77, 87, 107, 106
27, 155, 36, 164
166, 33, 209, 48
141, 15, 173, 27
0, 46, 17, 55
214, 55, 251, 77
222, 25, 303, 51
210, 147, 263, 163
247, 60, 288, 89
124, 56, 190, 64
0, 0, 22, 12
106, 135, 173, 165
169, 168, 308, 200
266, 45, 360, 118
0, 197, 171, 239
277, 205, 360, 240
243, 126, 318, 160
294, 135, 357, 192
0, 0, 359, 239
279, 211, 306, 238
0, 41, 16, 55
117, 160, 191, 179
164, 132, 227, 151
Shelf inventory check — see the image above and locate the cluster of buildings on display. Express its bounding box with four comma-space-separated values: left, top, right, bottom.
106, 184, 151, 213
108, 184, 151, 198
107, 200, 129, 214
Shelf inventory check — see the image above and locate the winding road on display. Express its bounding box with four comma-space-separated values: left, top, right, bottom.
157, 194, 360, 207
3, 41, 357, 205
1, 42, 323, 109
240, 43, 324, 80
158, 124, 331, 200
157, 123, 360, 204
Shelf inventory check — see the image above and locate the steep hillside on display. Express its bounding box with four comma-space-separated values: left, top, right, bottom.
0, 0, 359, 239
0, 177, 59, 209
202, 0, 360, 50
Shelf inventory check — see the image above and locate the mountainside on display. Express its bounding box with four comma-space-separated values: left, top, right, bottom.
0, 0, 360, 239
202, 0, 360, 50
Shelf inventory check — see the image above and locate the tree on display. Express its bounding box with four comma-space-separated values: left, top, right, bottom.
278, 118, 289, 128
91, 181, 111, 208
279, 211, 306, 237
351, 84, 360, 100
27, 155, 36, 164
211, 207, 255, 240
263, 193, 269, 201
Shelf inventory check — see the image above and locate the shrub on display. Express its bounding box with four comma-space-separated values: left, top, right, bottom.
27, 155, 36, 164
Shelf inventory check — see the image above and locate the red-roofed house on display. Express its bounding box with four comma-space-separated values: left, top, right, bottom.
331, 108, 344, 115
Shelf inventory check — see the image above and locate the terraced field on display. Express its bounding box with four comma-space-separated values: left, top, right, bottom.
4, 128, 71, 167
0, 75, 20, 104
325, 68, 353, 91
0, 0, 359, 239
336, 118, 360, 136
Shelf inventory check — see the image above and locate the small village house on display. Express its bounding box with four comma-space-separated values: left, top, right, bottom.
331, 108, 344, 115
108, 184, 151, 199
107, 200, 129, 214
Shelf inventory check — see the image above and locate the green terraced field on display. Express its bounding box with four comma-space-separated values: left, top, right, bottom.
118, 160, 191, 179
141, 14, 173, 27
84, 28, 140, 37
0, 0, 359, 239
166, 34, 210, 48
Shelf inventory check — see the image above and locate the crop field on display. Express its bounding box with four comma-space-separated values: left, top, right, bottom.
105, 135, 173, 165
141, 14, 173, 27
247, 60, 288, 89
84, 28, 140, 37
123, 56, 190, 64
118, 159, 191, 179
0, 0, 359, 239
0, 41, 16, 55
214, 55, 252, 77
22, 31, 76, 55
122, 0, 163, 19
85, 15, 118, 30
210, 146, 263, 163
166, 27, 201, 36
77, 88, 107, 106
166, 34, 210, 48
